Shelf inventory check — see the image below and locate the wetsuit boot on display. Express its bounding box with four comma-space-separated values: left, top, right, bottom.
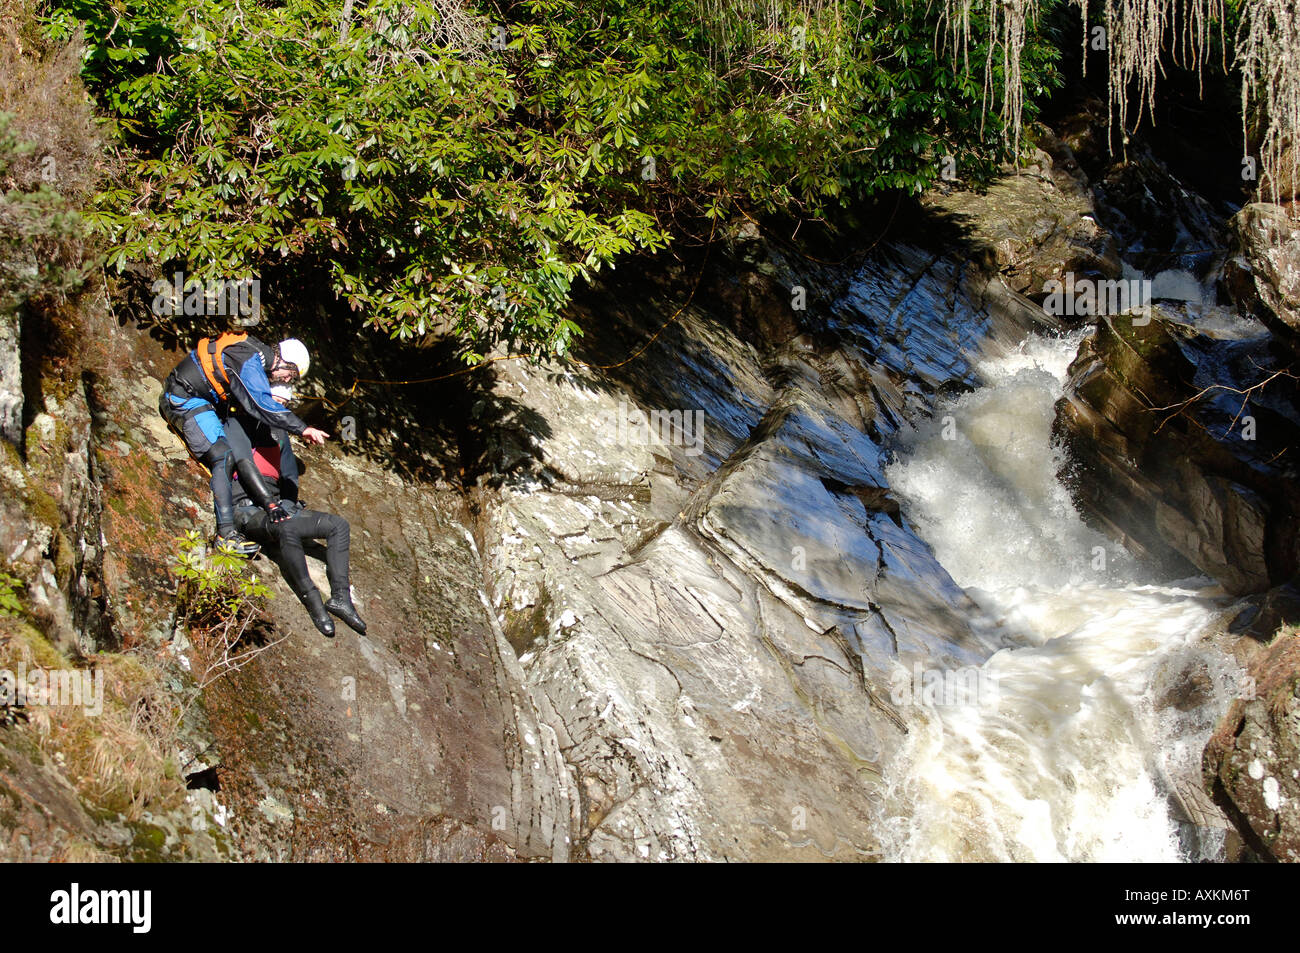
300, 588, 335, 638
325, 595, 366, 634
325, 590, 366, 634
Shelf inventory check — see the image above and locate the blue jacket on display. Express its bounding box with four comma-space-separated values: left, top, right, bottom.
165, 336, 309, 436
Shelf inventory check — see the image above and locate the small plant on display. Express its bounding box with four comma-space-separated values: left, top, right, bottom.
174, 530, 283, 690
175, 530, 269, 623
0, 571, 22, 617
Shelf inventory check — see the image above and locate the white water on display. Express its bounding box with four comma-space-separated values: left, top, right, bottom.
879, 332, 1242, 862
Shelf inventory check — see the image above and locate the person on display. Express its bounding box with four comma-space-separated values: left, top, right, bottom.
226, 414, 366, 638
158, 333, 329, 556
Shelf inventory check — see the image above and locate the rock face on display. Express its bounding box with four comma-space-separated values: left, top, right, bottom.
1055, 314, 1300, 595
1226, 203, 1300, 344
1204, 630, 1300, 862
476, 253, 1018, 859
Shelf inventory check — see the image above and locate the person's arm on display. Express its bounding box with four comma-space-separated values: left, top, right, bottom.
228, 352, 311, 435
274, 428, 301, 504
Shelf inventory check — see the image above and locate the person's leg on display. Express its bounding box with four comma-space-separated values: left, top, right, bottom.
313, 511, 365, 633
264, 517, 311, 594
224, 416, 288, 521
192, 422, 247, 547
232, 505, 271, 546
222, 413, 255, 465
245, 512, 334, 637
163, 394, 258, 556
269, 511, 365, 634
314, 512, 349, 594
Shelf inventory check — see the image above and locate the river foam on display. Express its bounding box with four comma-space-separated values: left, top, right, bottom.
878, 331, 1241, 862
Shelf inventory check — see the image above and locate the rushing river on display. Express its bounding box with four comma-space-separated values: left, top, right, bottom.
877, 330, 1243, 862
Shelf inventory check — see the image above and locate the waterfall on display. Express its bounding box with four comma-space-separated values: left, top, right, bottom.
877, 331, 1242, 862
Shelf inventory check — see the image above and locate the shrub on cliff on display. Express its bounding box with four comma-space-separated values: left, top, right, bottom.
0, 3, 101, 315
43, 0, 1059, 359
174, 531, 282, 691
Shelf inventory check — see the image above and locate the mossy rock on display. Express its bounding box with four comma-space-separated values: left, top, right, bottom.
504, 584, 553, 656
51, 531, 75, 589
128, 821, 168, 860
21, 483, 61, 532
2, 618, 70, 670
1094, 316, 1194, 407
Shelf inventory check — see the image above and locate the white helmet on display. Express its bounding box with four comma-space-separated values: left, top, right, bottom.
278, 338, 311, 379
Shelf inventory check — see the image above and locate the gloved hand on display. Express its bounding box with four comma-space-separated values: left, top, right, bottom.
266, 501, 293, 523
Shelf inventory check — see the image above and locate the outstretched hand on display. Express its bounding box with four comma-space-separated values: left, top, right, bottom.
302, 427, 329, 445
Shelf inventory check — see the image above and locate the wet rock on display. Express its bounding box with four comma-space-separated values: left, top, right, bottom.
1224, 203, 1300, 345
1229, 582, 1300, 640
923, 135, 1121, 296
1204, 630, 1300, 862
713, 270, 802, 344
486, 364, 908, 858
1056, 314, 1300, 594
1091, 143, 1225, 276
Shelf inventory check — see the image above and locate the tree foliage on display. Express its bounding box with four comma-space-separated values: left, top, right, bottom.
43, 0, 1059, 358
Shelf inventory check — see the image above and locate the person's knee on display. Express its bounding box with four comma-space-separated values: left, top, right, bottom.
200, 440, 234, 478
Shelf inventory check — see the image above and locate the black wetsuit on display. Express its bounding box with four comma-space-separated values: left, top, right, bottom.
227, 417, 352, 605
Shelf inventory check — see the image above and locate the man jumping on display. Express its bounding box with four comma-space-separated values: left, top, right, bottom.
158, 333, 329, 556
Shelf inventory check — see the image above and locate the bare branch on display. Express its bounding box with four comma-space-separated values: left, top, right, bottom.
1147, 366, 1297, 435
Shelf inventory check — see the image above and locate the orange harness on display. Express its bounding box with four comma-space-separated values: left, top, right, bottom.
195, 332, 247, 402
